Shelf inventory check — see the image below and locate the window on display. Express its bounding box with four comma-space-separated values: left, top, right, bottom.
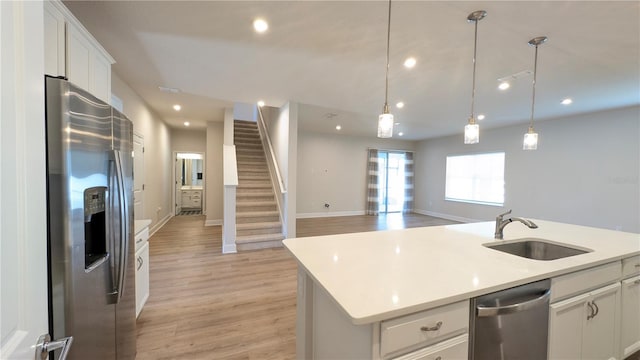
445, 152, 505, 206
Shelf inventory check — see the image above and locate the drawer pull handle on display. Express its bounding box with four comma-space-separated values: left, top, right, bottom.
420, 321, 442, 332
435, 357, 442, 360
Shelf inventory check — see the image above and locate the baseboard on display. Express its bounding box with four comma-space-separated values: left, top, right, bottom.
149, 213, 173, 237
297, 210, 366, 219
205, 219, 222, 226
222, 243, 237, 254
413, 209, 480, 223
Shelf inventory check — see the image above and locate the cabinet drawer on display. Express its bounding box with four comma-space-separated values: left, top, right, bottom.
134, 227, 149, 253
623, 255, 640, 278
381, 301, 468, 358
392, 334, 468, 360
551, 261, 621, 302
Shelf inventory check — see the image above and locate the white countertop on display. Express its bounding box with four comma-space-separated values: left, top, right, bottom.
180, 186, 203, 190
134, 219, 152, 235
283, 220, 640, 325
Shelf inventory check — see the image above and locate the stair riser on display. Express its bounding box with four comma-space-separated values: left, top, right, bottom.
236, 216, 280, 224
237, 228, 282, 237
236, 240, 283, 252
237, 206, 277, 213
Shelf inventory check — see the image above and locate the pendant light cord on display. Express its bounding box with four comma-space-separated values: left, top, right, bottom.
470, 19, 479, 119
529, 44, 539, 129
384, 0, 391, 109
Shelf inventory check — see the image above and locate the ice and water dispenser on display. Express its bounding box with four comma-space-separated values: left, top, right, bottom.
84, 187, 107, 270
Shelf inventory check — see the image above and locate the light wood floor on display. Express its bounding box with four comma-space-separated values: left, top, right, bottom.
135, 213, 458, 359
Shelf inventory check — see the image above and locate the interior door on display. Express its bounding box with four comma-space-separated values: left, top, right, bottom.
0, 2, 51, 358
133, 132, 144, 219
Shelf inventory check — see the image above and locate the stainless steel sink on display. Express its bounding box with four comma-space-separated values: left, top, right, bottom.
484, 238, 592, 261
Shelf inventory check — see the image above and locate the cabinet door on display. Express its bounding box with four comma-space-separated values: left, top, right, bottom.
549, 293, 589, 359
621, 276, 640, 357
392, 334, 467, 360
91, 52, 111, 102
66, 22, 91, 91
43, 2, 65, 76
135, 241, 150, 318
582, 283, 620, 360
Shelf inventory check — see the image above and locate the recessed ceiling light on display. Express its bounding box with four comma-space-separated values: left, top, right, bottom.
257, 100, 265, 107
561, 98, 573, 105
396, 102, 404, 109
183, 121, 190, 127
398, 132, 404, 136
253, 18, 268, 33
173, 104, 181, 111
403, 57, 417, 68
335, 125, 342, 130
498, 82, 510, 90
477, 114, 485, 120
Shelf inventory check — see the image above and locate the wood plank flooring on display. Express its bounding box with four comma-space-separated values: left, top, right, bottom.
135, 213, 458, 359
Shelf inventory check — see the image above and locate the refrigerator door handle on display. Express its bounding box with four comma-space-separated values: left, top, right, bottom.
108, 150, 127, 303
114, 150, 128, 303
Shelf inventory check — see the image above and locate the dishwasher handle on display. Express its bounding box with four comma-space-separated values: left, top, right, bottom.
477, 289, 551, 317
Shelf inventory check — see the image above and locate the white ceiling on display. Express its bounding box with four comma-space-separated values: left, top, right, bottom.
64, 1, 640, 140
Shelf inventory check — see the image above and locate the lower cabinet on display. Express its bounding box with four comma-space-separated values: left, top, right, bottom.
380, 300, 468, 360
621, 275, 640, 358
548, 282, 621, 360
135, 241, 149, 318
392, 334, 467, 360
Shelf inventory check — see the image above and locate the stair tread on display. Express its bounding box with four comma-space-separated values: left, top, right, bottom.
237, 210, 279, 217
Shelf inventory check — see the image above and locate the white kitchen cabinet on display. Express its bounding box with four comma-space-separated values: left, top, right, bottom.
43, 2, 66, 76
621, 275, 640, 357
548, 282, 621, 360
43, 0, 114, 103
134, 225, 150, 318
392, 334, 467, 360
381, 300, 468, 359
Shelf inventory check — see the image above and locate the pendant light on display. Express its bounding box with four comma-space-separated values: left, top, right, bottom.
464, 10, 487, 145
523, 36, 548, 150
377, 0, 393, 138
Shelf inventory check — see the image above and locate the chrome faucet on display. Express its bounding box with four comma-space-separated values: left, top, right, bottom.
494, 209, 538, 239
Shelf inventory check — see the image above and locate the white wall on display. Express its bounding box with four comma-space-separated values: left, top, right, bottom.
206, 121, 224, 225
414, 106, 640, 233
296, 132, 417, 217
264, 102, 298, 237
172, 128, 206, 153
112, 73, 173, 233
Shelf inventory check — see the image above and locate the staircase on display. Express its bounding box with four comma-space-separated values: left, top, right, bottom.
234, 120, 284, 251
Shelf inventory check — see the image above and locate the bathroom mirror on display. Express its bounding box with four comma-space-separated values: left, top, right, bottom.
180, 158, 203, 187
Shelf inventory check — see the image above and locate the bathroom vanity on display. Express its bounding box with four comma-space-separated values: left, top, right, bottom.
283, 220, 640, 359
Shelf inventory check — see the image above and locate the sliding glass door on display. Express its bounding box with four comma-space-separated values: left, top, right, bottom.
377, 151, 406, 213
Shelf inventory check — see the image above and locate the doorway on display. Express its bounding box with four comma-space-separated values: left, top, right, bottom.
173, 152, 205, 216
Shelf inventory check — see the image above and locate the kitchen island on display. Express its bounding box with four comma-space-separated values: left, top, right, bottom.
283, 220, 640, 359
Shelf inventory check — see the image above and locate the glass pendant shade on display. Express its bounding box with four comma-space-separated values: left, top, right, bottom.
378, 112, 394, 138
464, 121, 479, 144
523, 127, 538, 150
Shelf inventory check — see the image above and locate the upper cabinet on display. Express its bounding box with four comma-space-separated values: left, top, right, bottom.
44, 0, 114, 103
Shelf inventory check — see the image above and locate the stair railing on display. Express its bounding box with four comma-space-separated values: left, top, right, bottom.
255, 106, 286, 227
256, 106, 286, 194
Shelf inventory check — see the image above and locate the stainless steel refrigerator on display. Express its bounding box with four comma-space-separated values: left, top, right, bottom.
45, 76, 136, 359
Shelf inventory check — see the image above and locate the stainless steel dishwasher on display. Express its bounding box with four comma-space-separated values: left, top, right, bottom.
470, 279, 551, 359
